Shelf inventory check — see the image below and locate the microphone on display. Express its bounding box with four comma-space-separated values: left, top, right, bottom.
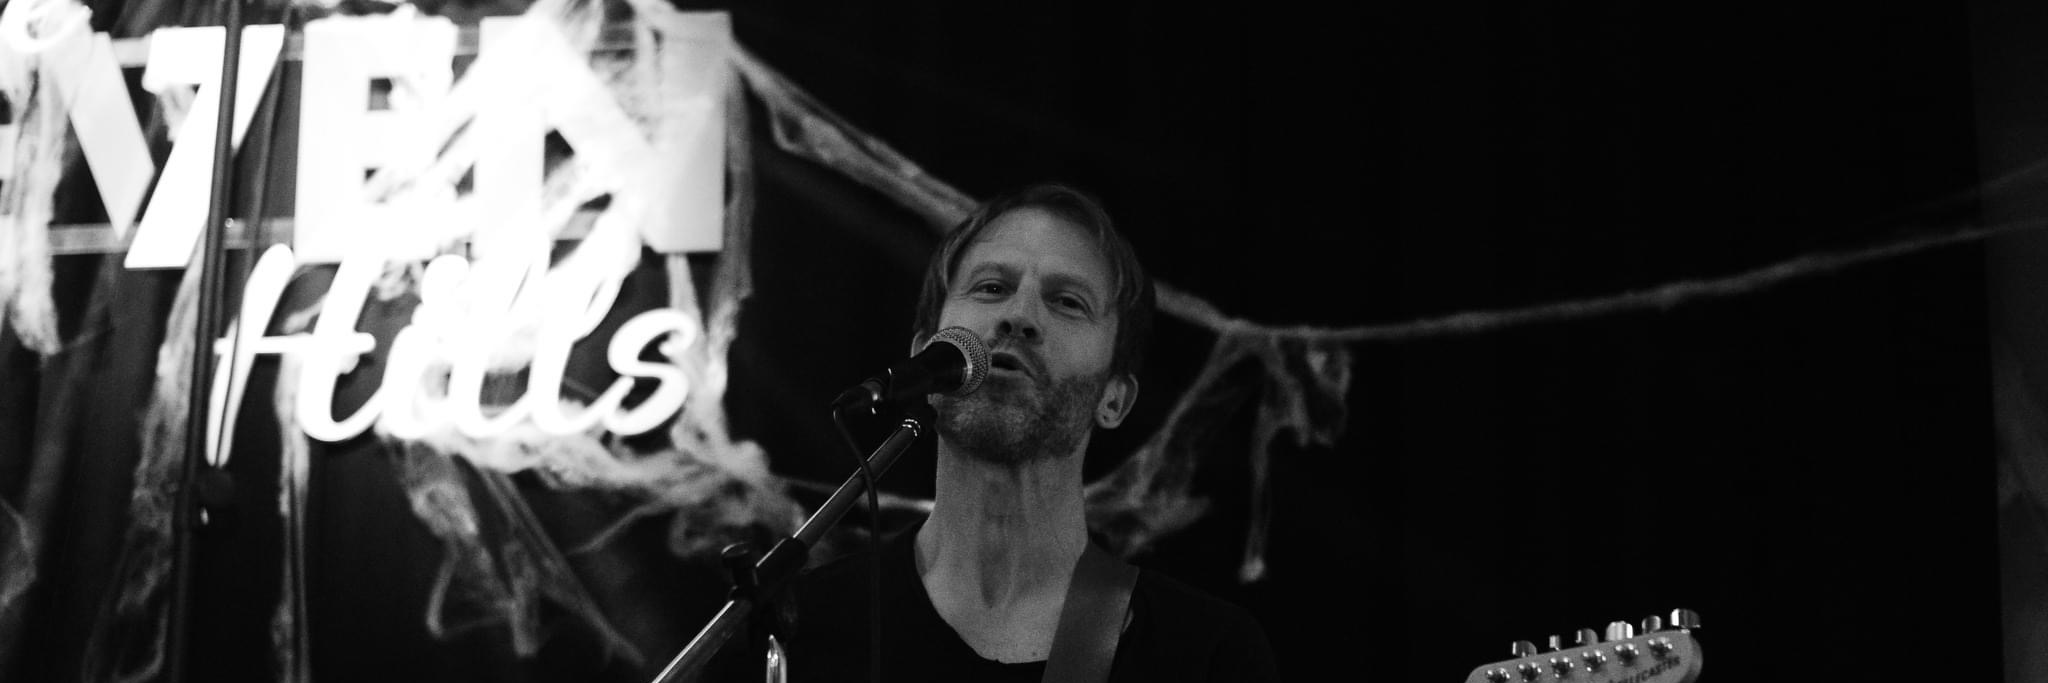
832, 327, 990, 412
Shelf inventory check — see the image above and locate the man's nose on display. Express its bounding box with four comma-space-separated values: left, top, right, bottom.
992, 298, 1042, 343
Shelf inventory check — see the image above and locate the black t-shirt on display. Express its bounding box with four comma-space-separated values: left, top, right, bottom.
749, 524, 1279, 683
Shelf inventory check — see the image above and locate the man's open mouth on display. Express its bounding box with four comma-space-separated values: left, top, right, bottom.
989, 352, 1031, 376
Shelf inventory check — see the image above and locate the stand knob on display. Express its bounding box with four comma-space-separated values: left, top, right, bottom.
721, 542, 760, 596
196, 467, 238, 529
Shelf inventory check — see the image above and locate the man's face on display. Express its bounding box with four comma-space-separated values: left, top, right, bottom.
929, 207, 1133, 464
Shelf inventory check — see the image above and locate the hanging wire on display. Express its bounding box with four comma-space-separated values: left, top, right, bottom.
829, 407, 886, 683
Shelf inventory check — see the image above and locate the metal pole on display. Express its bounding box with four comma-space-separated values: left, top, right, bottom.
166, 1, 246, 681
650, 416, 925, 683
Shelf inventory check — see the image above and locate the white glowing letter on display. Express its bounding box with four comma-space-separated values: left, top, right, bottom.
293, 246, 387, 441
43, 30, 155, 237
123, 24, 284, 269
604, 309, 697, 435
293, 16, 459, 264
528, 268, 631, 434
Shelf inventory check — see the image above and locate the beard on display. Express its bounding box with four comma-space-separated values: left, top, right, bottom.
932, 370, 1103, 465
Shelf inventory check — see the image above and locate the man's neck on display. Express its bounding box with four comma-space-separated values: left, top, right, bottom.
919, 443, 1088, 605
914, 440, 1088, 661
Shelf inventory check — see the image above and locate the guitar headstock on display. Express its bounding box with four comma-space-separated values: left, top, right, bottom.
1462, 608, 1701, 683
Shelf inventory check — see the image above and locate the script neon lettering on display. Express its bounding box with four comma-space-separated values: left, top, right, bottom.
603, 309, 697, 436
213, 243, 696, 446
527, 261, 633, 434
204, 244, 371, 464
294, 243, 391, 442
442, 247, 547, 438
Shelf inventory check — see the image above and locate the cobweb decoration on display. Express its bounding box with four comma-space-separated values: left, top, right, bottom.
1085, 329, 1354, 582
0, 10, 70, 357
83, 230, 204, 683
386, 437, 643, 662
728, 47, 976, 231
74, 0, 799, 675
311, 0, 800, 665
0, 499, 33, 625
271, 349, 312, 683
0, 11, 63, 640
1995, 338, 2048, 532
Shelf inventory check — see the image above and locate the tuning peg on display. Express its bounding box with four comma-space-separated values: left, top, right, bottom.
1574, 628, 1600, 647
1511, 640, 1539, 658
1641, 614, 1663, 633
1669, 608, 1701, 629
1580, 649, 1609, 672
1603, 621, 1635, 641
1485, 668, 1511, 683
1546, 634, 1567, 652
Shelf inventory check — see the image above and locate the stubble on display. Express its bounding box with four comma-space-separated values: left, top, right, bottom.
933, 371, 1102, 465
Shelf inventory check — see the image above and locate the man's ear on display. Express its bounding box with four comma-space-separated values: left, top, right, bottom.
1095, 373, 1140, 429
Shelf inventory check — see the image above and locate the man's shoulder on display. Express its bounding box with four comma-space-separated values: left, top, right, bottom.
1118, 566, 1279, 681
1132, 568, 1249, 618
1127, 567, 1267, 642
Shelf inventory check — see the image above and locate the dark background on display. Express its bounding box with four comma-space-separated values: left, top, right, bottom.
720, 2, 1995, 681
0, 1, 2015, 681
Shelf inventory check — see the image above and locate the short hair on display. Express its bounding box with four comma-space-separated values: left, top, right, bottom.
911, 183, 1156, 380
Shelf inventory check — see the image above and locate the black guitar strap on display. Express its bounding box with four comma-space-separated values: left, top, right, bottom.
1041, 544, 1139, 683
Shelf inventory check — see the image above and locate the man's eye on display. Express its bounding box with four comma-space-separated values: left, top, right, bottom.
1056, 295, 1089, 313
972, 282, 1008, 295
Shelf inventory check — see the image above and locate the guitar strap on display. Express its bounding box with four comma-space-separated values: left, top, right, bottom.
1041, 543, 1139, 683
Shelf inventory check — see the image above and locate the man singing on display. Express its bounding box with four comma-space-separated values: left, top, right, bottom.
782, 183, 1278, 682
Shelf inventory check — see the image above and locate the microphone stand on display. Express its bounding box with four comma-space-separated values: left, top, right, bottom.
649, 411, 928, 683
167, 1, 246, 682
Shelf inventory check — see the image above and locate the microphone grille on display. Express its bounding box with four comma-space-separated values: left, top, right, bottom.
925, 327, 990, 395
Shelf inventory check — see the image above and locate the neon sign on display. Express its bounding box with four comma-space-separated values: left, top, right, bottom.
206, 241, 698, 465
146, 13, 739, 463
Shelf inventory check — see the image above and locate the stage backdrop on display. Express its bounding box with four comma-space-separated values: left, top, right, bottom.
0, 1, 2008, 682
2, 2, 1351, 680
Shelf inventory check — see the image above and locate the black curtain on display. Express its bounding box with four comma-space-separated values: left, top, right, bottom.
726, 1, 1993, 680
